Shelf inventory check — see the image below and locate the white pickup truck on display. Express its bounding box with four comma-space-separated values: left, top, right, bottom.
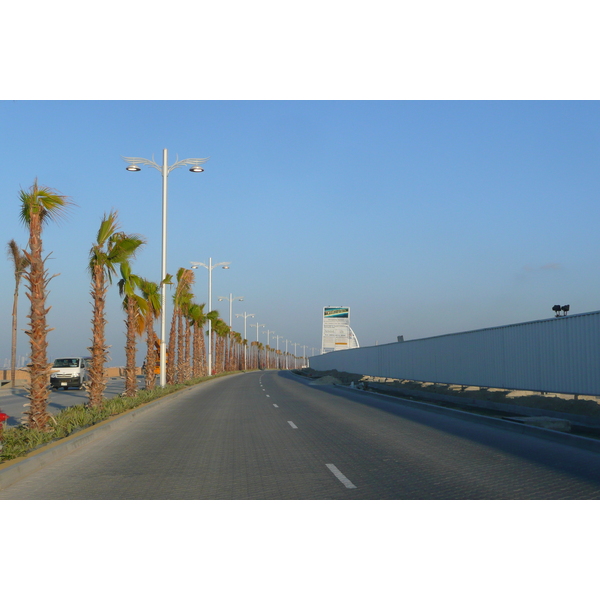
50, 357, 92, 390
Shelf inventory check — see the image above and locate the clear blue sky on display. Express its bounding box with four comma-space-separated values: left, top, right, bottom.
1, 100, 599, 366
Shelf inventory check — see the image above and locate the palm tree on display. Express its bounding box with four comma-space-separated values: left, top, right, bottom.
232, 331, 243, 371
88, 211, 144, 408
177, 292, 194, 383
213, 318, 230, 374
6, 239, 30, 389
182, 300, 195, 382
167, 267, 195, 384
187, 303, 205, 378
18, 180, 72, 430
139, 278, 162, 391
257, 342, 265, 370
118, 261, 146, 397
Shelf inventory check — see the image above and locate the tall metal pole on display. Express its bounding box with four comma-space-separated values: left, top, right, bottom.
219, 294, 243, 329
265, 330, 274, 369
273, 335, 283, 369
252, 322, 265, 342
251, 323, 265, 369
191, 259, 230, 377
123, 149, 207, 388
160, 149, 168, 388
236, 312, 255, 371
208, 257, 212, 376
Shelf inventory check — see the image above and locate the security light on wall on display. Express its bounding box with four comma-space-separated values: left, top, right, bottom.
553, 304, 570, 317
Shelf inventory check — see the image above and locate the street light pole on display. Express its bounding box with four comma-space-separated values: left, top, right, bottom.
218, 294, 243, 369
123, 149, 208, 387
250, 322, 265, 369
191, 258, 230, 377
273, 335, 283, 369
218, 293, 243, 328
264, 330, 275, 369
251, 322, 265, 342
236, 312, 255, 371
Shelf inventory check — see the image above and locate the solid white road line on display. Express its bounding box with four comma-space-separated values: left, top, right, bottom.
326, 464, 357, 489
288, 421, 298, 429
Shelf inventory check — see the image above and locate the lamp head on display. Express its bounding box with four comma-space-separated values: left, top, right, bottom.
126, 165, 141, 172
189, 166, 204, 173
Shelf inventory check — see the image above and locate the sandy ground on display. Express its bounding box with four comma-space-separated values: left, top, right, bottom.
298, 368, 600, 418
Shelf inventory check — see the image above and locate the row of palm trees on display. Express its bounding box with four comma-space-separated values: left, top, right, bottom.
8, 180, 304, 431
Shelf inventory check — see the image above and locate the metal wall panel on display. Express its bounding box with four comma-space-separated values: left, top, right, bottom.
309, 311, 600, 396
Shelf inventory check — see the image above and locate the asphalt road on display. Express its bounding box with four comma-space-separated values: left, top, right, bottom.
2, 370, 600, 499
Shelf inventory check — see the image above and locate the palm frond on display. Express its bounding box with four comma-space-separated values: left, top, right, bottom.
18, 179, 74, 227
96, 211, 120, 246
7, 239, 30, 274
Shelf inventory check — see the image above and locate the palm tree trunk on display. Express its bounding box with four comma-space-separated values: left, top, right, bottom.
199, 329, 207, 377
177, 311, 185, 383
192, 324, 199, 378
145, 314, 157, 391
184, 320, 191, 381
167, 308, 178, 385
88, 264, 108, 408
10, 283, 19, 388
124, 295, 138, 396
23, 211, 51, 429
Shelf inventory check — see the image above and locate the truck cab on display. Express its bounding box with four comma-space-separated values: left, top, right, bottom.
50, 357, 91, 390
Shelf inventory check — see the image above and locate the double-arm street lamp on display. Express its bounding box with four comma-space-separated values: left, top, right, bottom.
191, 258, 230, 377
250, 322, 265, 369
236, 311, 255, 370
218, 294, 244, 328
292, 342, 300, 369
264, 330, 275, 369
301, 345, 308, 368
272, 335, 283, 369
251, 322, 265, 342
123, 148, 208, 388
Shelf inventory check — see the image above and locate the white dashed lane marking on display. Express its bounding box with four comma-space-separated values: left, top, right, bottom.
288, 421, 298, 429
326, 464, 357, 489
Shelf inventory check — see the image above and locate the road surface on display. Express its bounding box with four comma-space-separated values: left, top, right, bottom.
2, 370, 600, 499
